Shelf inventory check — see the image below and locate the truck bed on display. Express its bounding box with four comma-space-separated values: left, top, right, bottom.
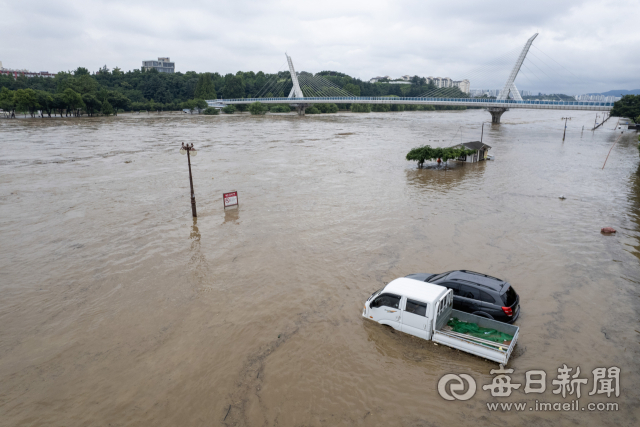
432, 309, 519, 364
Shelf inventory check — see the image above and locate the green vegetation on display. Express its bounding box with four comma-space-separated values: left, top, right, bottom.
82, 93, 101, 116
406, 145, 477, 168
101, 100, 114, 116
350, 103, 371, 113
611, 95, 640, 123
0, 66, 469, 118
269, 104, 291, 113
203, 107, 219, 115
222, 104, 236, 114
194, 73, 217, 100
248, 101, 267, 115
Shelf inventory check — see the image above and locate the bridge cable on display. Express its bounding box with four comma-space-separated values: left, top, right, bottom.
531, 45, 580, 80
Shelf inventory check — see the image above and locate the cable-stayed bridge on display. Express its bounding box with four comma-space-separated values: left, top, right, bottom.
210, 34, 614, 123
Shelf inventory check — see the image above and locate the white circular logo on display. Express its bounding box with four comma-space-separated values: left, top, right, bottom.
438, 374, 477, 401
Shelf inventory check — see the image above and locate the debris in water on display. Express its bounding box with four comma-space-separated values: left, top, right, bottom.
601, 227, 616, 234
559, 195, 566, 200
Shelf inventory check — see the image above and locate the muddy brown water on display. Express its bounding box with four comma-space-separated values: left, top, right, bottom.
1, 110, 639, 426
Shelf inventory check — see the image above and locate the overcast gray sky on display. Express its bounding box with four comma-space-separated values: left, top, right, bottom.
1, 0, 638, 94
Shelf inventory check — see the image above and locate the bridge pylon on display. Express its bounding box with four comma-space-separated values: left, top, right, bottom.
285, 53, 309, 115
488, 33, 538, 123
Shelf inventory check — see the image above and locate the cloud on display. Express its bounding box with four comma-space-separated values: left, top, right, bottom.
1, 0, 638, 93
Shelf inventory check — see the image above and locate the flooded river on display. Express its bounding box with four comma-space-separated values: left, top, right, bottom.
1, 109, 639, 426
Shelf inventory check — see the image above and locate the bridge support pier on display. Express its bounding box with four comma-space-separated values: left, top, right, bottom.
296, 105, 306, 116
488, 107, 508, 124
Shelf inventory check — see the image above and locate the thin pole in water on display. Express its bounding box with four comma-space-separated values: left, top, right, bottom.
181, 142, 198, 217
602, 133, 623, 170
561, 117, 572, 141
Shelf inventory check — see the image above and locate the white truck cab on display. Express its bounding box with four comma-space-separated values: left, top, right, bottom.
364, 277, 519, 364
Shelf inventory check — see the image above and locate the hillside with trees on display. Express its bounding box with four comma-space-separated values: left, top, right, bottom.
0, 65, 469, 117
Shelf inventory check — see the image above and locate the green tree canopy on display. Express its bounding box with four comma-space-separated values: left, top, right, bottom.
611, 95, 640, 123
63, 88, 84, 115
0, 88, 15, 116
406, 145, 477, 168
14, 89, 39, 117
203, 107, 219, 115
222, 104, 236, 114
101, 99, 115, 116
36, 90, 54, 117
82, 93, 102, 116
350, 103, 370, 113
344, 83, 360, 96
194, 98, 208, 110
223, 74, 245, 99
249, 101, 267, 115
269, 104, 291, 113
194, 73, 217, 100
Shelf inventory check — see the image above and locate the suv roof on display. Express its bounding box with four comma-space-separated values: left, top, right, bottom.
444, 270, 506, 291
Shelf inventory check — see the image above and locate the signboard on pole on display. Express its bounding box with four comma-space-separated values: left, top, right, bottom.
223, 191, 238, 208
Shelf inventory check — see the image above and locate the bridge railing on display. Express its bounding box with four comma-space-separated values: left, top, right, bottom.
209, 97, 614, 108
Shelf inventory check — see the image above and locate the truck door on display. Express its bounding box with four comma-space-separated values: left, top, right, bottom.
401, 299, 429, 339
369, 293, 402, 330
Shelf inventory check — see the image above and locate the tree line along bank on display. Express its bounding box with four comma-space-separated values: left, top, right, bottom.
0, 66, 468, 117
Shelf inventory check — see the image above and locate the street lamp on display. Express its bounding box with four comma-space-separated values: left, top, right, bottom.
180, 142, 198, 217
561, 117, 573, 141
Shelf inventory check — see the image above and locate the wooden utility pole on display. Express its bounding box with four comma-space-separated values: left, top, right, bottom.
180, 143, 198, 217
561, 117, 572, 141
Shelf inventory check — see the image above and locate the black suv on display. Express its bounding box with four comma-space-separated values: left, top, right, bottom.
406, 270, 520, 323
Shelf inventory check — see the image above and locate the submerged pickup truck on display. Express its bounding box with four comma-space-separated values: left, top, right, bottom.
363, 277, 519, 364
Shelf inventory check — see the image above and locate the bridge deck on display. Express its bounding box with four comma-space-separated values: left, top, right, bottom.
210, 97, 613, 111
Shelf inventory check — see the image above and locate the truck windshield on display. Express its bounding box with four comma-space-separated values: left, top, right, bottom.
501, 286, 517, 306
368, 288, 384, 301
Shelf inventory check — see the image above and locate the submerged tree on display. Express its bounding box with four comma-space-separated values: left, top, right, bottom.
248, 101, 267, 115
101, 100, 115, 116
406, 145, 477, 168
222, 104, 236, 114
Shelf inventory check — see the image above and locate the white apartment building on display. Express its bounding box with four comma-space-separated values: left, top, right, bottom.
142, 57, 175, 73
369, 76, 390, 83
453, 79, 470, 94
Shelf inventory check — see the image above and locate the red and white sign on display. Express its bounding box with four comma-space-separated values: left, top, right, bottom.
223, 191, 238, 208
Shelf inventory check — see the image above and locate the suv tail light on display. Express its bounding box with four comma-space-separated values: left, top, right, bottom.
502, 306, 513, 317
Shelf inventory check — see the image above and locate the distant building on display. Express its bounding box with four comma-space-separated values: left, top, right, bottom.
142, 57, 175, 73
400, 75, 412, 81
575, 94, 621, 102
453, 79, 470, 94
369, 75, 390, 83
469, 89, 501, 98
0, 61, 55, 79
452, 141, 491, 163
425, 77, 470, 93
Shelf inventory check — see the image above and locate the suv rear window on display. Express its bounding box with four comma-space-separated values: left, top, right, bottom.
479, 290, 495, 304
501, 286, 517, 306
